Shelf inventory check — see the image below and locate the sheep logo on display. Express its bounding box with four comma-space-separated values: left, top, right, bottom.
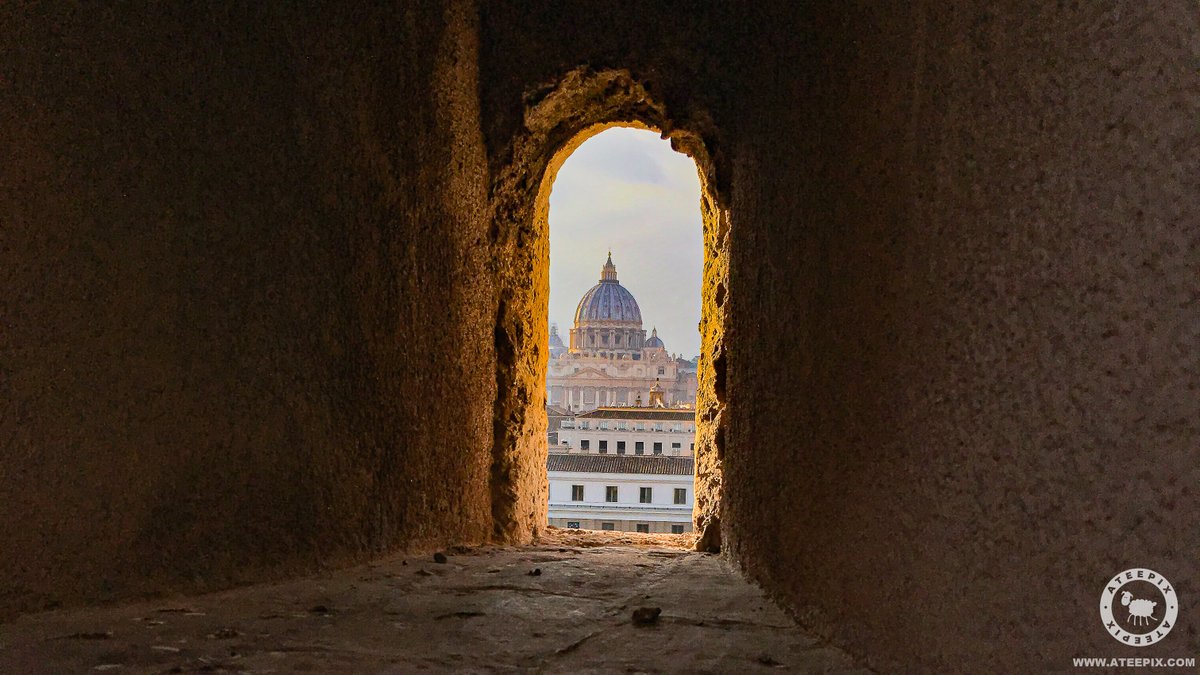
1120, 590, 1158, 626
1099, 568, 1178, 647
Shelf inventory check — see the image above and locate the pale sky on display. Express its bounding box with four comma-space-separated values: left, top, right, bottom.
548, 127, 703, 358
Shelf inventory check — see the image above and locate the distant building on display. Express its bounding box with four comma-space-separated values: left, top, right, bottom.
556, 407, 696, 457
546, 253, 697, 412
548, 323, 568, 359
546, 404, 572, 446
547, 454, 693, 534
548, 406, 695, 533
545, 253, 698, 534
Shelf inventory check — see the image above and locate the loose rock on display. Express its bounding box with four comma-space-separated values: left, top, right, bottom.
631, 607, 661, 626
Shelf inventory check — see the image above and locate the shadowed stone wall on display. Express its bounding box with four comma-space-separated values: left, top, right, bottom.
0, 1, 496, 617
721, 4, 1199, 670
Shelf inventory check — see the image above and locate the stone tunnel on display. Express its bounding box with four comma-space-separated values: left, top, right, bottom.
1, 2, 1197, 671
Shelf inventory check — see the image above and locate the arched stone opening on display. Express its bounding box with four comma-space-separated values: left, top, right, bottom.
487, 69, 729, 550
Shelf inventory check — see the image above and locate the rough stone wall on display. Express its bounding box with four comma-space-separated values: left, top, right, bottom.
0, 1, 496, 618
721, 3, 1200, 670
482, 1, 1198, 670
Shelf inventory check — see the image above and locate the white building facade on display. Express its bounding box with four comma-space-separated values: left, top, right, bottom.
547, 454, 693, 534
548, 406, 696, 533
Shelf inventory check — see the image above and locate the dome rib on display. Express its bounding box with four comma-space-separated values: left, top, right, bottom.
573, 281, 643, 325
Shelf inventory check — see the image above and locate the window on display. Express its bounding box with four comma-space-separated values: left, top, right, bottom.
640, 487, 653, 503
674, 488, 687, 504
636, 523, 650, 533
690, 442, 695, 452
671, 524, 685, 534
571, 485, 584, 501
567, 521, 581, 529
671, 442, 681, 450
545, 127, 706, 545
580, 421, 590, 430
581, 439, 590, 450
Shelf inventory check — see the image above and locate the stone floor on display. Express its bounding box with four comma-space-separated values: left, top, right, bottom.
0, 530, 866, 673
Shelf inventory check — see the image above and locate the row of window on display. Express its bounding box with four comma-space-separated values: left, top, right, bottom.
577, 421, 687, 431
581, 330, 662, 354
571, 485, 687, 504
578, 440, 691, 454
566, 521, 686, 534
570, 351, 642, 360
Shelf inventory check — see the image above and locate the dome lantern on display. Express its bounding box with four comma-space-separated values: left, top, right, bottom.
645, 327, 665, 350
600, 250, 618, 282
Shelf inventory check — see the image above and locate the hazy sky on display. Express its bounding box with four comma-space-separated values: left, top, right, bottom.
548, 127, 703, 358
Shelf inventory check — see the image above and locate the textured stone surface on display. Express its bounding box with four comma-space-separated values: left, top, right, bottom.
0, 536, 865, 673
0, 1, 498, 618
480, 2, 1199, 670
720, 4, 1200, 671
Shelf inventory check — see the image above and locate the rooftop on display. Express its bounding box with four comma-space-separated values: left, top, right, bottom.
548, 454, 694, 475
576, 407, 695, 421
